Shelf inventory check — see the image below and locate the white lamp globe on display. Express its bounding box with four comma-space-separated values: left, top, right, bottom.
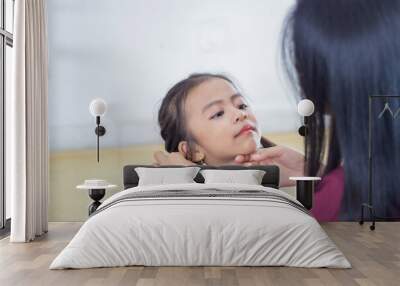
297, 99, 314, 117
89, 98, 107, 117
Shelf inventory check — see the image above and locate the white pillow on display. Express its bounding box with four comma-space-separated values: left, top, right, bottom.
135, 167, 201, 186
200, 169, 266, 185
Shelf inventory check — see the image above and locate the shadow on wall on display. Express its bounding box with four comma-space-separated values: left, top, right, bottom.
49, 132, 303, 222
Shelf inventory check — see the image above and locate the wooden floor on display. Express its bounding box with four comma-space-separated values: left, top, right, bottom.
0, 222, 399, 286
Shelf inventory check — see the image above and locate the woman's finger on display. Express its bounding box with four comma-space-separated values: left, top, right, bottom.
235, 154, 251, 163
259, 159, 277, 166
257, 158, 275, 165
234, 154, 245, 163
243, 160, 262, 167
250, 146, 283, 161
235, 154, 248, 163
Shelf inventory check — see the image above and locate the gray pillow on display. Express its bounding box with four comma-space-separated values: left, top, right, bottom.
135, 167, 201, 186
200, 169, 266, 185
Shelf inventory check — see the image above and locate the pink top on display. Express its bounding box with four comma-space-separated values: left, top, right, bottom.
311, 166, 345, 221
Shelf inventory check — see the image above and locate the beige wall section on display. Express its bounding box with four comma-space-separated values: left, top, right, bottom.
49, 132, 304, 222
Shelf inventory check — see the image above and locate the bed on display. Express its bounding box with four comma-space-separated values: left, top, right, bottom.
50, 165, 350, 269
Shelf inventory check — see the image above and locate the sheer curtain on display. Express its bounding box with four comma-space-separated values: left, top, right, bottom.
8, 0, 49, 242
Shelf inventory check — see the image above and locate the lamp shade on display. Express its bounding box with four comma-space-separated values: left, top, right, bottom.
89, 98, 107, 117
297, 99, 314, 117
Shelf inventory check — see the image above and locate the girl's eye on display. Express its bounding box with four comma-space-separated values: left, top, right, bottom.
238, 103, 248, 110
210, 111, 224, 119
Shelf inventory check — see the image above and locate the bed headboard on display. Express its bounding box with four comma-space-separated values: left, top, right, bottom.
123, 165, 280, 189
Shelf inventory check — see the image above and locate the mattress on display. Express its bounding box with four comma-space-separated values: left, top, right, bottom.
50, 183, 351, 269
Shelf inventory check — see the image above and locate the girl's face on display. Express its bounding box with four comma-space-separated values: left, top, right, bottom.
184, 78, 261, 165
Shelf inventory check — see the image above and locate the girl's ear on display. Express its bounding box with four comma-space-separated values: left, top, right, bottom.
178, 141, 189, 157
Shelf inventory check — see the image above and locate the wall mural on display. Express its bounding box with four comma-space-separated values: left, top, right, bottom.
47, 0, 400, 222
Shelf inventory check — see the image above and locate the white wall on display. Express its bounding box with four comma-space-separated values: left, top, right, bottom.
47, 0, 298, 151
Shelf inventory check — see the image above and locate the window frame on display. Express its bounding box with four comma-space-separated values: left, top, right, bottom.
0, 0, 13, 234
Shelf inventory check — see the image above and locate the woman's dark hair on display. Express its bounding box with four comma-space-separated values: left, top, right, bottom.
282, 0, 400, 219
158, 73, 274, 162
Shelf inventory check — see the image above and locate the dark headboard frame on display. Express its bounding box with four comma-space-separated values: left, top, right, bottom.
123, 165, 280, 189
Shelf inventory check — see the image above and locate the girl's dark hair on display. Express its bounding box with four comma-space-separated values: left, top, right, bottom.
158, 73, 274, 161
282, 0, 400, 219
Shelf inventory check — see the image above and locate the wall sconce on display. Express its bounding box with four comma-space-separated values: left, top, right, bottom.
297, 99, 315, 165
297, 99, 315, 137
89, 98, 107, 162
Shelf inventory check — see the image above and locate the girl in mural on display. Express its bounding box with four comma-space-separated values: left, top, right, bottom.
155, 73, 305, 195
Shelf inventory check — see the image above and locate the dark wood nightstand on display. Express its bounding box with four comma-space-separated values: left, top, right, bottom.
76, 180, 117, 215
289, 177, 321, 210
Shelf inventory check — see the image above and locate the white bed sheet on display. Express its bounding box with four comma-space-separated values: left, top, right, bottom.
50, 183, 350, 269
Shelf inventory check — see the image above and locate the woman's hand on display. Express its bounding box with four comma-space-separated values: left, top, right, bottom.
234, 146, 305, 187
153, 150, 197, 166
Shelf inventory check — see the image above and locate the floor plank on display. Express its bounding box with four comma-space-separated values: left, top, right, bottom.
0, 222, 399, 286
